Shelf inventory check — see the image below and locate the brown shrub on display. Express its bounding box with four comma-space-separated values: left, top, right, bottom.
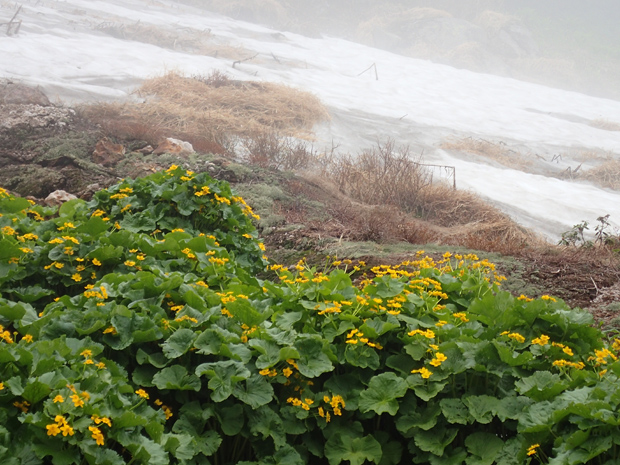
241, 132, 318, 171
324, 139, 431, 213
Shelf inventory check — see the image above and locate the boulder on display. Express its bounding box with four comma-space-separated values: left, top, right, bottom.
153, 137, 194, 156
45, 190, 77, 206
92, 138, 126, 167
0, 81, 51, 106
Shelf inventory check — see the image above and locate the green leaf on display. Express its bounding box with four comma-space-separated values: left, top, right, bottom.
325, 433, 383, 465
196, 360, 251, 402
295, 337, 333, 378
462, 395, 499, 424
413, 427, 458, 456
233, 374, 274, 408
359, 372, 408, 415
152, 365, 201, 391
465, 432, 504, 465
217, 404, 244, 436
440, 398, 472, 425
161, 328, 196, 359
345, 343, 380, 370
22, 380, 51, 405
515, 371, 568, 401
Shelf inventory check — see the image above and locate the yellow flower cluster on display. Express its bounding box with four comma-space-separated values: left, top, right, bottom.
452, 312, 469, 323
213, 193, 231, 205
552, 359, 585, 370
345, 328, 383, 349
527, 444, 540, 457
0, 324, 14, 344
259, 368, 279, 377
287, 396, 314, 410
411, 367, 433, 379
209, 257, 229, 266
531, 334, 550, 346
232, 196, 260, 221
408, 328, 435, 339
589, 348, 618, 366
500, 331, 525, 343
46, 415, 74, 437
194, 185, 211, 197
181, 248, 196, 259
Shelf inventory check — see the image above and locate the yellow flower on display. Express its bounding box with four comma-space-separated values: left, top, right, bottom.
411, 367, 433, 379
71, 273, 82, 282
435, 320, 448, 327
0, 382, 4, 391
53, 395, 64, 403
89, 426, 105, 446
70, 394, 85, 408
60, 423, 75, 437
283, 367, 293, 377
124, 260, 136, 267
527, 444, 540, 456
429, 352, 448, 367
46, 423, 61, 436
135, 388, 149, 399
92, 258, 102, 266
531, 334, 550, 346
22, 334, 33, 343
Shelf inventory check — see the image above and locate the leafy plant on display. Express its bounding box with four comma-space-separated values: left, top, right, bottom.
2, 169, 620, 464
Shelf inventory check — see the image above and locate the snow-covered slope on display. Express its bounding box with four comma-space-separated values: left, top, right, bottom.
2, 0, 620, 239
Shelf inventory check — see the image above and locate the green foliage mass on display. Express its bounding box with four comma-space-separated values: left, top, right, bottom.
1, 167, 620, 464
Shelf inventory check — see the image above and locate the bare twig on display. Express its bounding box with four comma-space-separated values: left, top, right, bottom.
2, 5, 22, 36
232, 53, 258, 69
270, 52, 281, 64
357, 63, 378, 80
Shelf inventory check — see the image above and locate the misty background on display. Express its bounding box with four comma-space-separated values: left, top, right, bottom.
176, 0, 620, 101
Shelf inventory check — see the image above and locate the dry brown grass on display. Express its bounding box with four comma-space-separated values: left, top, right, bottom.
441, 137, 531, 170
589, 119, 620, 132
79, 71, 329, 154
95, 22, 250, 59
417, 184, 544, 253
582, 159, 620, 190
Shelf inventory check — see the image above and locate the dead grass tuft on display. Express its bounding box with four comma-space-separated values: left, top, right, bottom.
441, 137, 531, 170
95, 22, 250, 59
582, 159, 620, 190
415, 184, 543, 253
79, 71, 329, 154
589, 119, 620, 132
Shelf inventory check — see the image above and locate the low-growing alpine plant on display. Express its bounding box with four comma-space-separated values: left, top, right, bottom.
1, 166, 620, 464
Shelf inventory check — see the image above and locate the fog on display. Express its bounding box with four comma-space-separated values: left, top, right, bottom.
175, 0, 620, 101
1, 0, 620, 241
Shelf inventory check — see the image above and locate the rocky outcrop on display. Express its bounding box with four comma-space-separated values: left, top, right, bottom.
0, 80, 51, 106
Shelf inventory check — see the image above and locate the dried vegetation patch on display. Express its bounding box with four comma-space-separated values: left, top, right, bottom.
581, 159, 620, 190
441, 137, 531, 170
79, 71, 329, 154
